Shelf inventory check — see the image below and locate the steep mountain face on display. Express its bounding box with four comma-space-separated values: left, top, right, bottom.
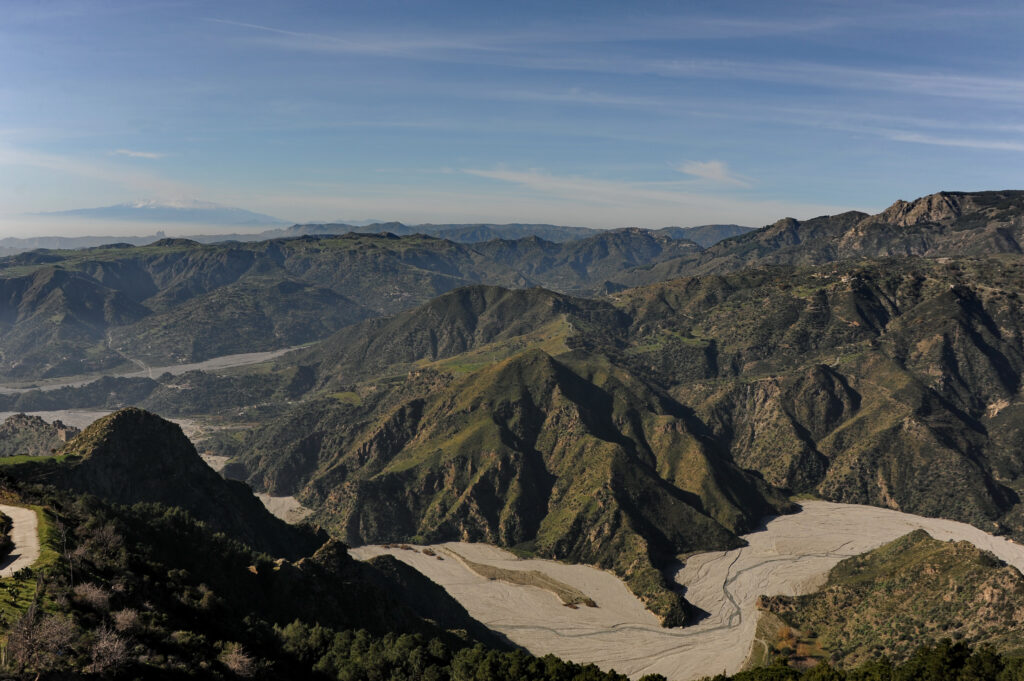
298, 285, 629, 387
0, 267, 149, 376
32, 408, 323, 559
0, 413, 80, 457
106, 277, 367, 365
248, 350, 790, 626
4, 190, 1019, 380
614, 258, 1024, 532
759, 530, 1024, 667
239, 293, 794, 624
472, 229, 702, 294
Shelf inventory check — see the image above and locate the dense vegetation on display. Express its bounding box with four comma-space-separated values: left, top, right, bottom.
701, 641, 1024, 681
758, 531, 1024, 667
0, 463, 635, 679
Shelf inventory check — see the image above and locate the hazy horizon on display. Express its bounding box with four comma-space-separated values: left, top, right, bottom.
2, 1, 1022, 237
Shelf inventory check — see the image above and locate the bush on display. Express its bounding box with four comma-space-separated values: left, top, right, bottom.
72, 582, 111, 612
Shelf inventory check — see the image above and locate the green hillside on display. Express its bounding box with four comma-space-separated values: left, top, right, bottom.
759, 530, 1024, 667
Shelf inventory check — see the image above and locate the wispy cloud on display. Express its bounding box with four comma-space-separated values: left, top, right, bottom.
462, 167, 845, 224
883, 132, 1024, 153
675, 160, 751, 187
110, 149, 166, 159
204, 18, 504, 57
536, 58, 1024, 105
0, 145, 195, 198
490, 88, 672, 110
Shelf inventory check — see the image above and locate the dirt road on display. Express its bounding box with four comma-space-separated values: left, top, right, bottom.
0, 505, 40, 578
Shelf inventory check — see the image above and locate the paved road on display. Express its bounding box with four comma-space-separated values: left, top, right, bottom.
0, 505, 40, 577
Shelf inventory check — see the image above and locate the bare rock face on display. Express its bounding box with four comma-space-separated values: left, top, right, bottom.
878, 192, 967, 226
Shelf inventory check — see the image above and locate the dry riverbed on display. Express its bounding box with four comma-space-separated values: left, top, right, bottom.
351, 501, 1024, 681
0, 345, 304, 394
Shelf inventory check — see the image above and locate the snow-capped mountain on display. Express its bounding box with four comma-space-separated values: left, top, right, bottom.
37, 199, 288, 226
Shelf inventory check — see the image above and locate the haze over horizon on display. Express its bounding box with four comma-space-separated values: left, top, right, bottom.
2, 0, 1023, 237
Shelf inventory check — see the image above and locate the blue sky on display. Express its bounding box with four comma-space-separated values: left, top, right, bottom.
1, 0, 1023, 235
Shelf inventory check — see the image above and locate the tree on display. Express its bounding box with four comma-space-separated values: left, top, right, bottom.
6, 603, 78, 678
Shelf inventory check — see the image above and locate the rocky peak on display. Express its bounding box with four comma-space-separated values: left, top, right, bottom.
769, 217, 801, 231
877, 192, 967, 226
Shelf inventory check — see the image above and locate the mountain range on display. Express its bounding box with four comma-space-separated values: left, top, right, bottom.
0, 221, 753, 257
2, 189, 1024, 677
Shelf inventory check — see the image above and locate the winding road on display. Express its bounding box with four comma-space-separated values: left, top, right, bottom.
0, 505, 40, 578
352, 501, 1024, 681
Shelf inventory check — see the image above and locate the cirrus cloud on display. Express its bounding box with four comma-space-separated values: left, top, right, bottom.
110, 149, 166, 159
674, 160, 751, 187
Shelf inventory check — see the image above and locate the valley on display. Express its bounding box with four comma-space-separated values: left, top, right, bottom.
0, 191, 1023, 678
7, 4, 1024, 678
351, 501, 1024, 680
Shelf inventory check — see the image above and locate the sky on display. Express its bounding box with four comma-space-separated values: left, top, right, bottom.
1, 0, 1023, 236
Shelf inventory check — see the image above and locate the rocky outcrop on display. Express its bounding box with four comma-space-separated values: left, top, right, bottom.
878, 192, 966, 226
0, 413, 81, 458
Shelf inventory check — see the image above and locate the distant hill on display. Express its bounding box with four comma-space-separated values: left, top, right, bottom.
276, 221, 755, 246
653, 224, 755, 248
0, 222, 750, 256
36, 199, 288, 226
0, 231, 699, 379
279, 221, 600, 243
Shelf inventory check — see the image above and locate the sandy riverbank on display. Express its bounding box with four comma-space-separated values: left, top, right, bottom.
351, 501, 1024, 680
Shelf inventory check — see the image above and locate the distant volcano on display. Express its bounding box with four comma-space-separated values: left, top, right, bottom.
36, 199, 289, 226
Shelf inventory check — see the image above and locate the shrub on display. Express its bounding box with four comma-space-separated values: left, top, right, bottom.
112, 607, 141, 633
219, 642, 257, 678
73, 582, 111, 612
